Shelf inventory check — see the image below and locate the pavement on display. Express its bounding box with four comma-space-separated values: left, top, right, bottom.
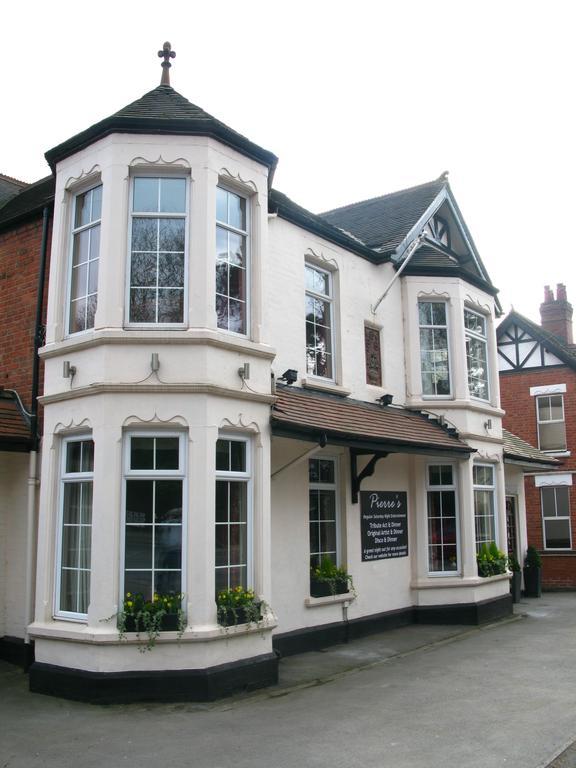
2, 593, 576, 767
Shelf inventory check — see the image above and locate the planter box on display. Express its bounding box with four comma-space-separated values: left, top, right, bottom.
310, 578, 349, 598
523, 567, 542, 598
218, 604, 263, 627
123, 613, 181, 633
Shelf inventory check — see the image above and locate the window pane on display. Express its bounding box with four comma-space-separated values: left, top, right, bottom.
159, 219, 185, 252
227, 191, 246, 230
318, 459, 335, 484
216, 481, 229, 522
155, 480, 182, 523
155, 438, 180, 470
229, 265, 245, 302
556, 487, 570, 516
75, 189, 91, 228
216, 440, 229, 471
131, 438, 154, 469
228, 233, 245, 267
216, 187, 228, 223
215, 525, 228, 566
158, 253, 184, 288
154, 526, 182, 569
126, 480, 154, 524
158, 289, 184, 323
60, 569, 77, 613
540, 421, 566, 451
133, 178, 159, 212
61, 525, 79, 568
132, 218, 158, 251
309, 459, 320, 484
431, 303, 447, 325
160, 178, 186, 213
124, 571, 152, 601
130, 288, 157, 323
229, 482, 247, 523
125, 526, 153, 569
229, 524, 247, 565
73, 229, 89, 267
545, 519, 571, 549
91, 185, 102, 221
230, 440, 246, 472
155, 571, 181, 596
320, 521, 337, 554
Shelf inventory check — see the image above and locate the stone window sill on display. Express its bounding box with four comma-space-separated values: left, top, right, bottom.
304, 592, 355, 607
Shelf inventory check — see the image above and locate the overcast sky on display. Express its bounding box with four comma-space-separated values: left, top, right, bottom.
3, 0, 574, 323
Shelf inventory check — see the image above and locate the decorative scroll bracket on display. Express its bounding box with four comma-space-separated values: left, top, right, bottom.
350, 448, 388, 504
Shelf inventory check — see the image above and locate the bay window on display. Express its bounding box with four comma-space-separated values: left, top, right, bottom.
215, 437, 251, 594
419, 301, 450, 396
305, 263, 334, 379
216, 186, 249, 334
128, 177, 187, 325
427, 464, 458, 573
68, 185, 102, 334
56, 437, 94, 618
464, 309, 489, 400
123, 434, 185, 601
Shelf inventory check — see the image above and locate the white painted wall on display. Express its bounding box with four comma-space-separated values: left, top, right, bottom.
0, 452, 29, 639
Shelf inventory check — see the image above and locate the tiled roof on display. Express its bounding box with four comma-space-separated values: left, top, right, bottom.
319, 179, 445, 253
271, 385, 472, 455
45, 85, 278, 174
502, 428, 559, 467
0, 392, 32, 451
0, 174, 29, 208
0, 176, 54, 232
497, 310, 576, 369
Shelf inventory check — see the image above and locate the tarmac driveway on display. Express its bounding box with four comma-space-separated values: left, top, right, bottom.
2, 593, 576, 768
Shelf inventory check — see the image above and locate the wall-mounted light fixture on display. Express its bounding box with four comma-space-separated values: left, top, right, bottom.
151, 353, 160, 372
378, 393, 393, 406
238, 362, 250, 380
63, 361, 76, 379
278, 369, 298, 385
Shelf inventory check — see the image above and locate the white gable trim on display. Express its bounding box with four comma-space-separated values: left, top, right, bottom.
530, 383, 566, 396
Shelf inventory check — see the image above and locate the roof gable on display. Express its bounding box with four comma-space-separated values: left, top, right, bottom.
497, 310, 576, 372
45, 85, 278, 177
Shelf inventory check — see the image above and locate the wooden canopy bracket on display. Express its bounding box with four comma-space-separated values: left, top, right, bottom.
350, 448, 388, 504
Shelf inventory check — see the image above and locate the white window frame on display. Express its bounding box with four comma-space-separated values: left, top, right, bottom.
473, 463, 498, 553
464, 308, 490, 401
54, 435, 94, 621
216, 184, 251, 337
308, 455, 341, 568
125, 174, 189, 329
305, 262, 336, 382
215, 434, 253, 593
66, 183, 102, 336
418, 300, 452, 398
541, 486, 572, 550
120, 432, 187, 605
426, 463, 460, 576
536, 394, 567, 453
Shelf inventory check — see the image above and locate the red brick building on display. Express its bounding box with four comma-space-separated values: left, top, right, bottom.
497, 285, 576, 588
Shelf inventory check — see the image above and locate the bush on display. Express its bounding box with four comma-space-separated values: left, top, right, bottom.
524, 545, 542, 569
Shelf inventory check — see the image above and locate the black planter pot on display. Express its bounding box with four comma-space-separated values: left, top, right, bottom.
523, 566, 542, 598
310, 578, 349, 598
123, 613, 181, 633
510, 571, 522, 603
218, 604, 263, 627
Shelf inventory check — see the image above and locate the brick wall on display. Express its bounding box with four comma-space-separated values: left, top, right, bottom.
500, 367, 576, 587
0, 215, 51, 418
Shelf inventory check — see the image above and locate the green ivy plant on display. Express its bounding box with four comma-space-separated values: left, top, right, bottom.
118, 592, 185, 652
476, 542, 507, 577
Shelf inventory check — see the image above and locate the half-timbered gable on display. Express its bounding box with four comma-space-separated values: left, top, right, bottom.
497, 311, 576, 372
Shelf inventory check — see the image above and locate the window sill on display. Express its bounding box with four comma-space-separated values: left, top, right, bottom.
304, 592, 355, 608
541, 451, 571, 458
411, 573, 510, 589
301, 378, 351, 397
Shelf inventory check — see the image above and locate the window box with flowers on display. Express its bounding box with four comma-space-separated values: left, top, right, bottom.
216, 586, 264, 627
310, 557, 353, 598
118, 592, 186, 651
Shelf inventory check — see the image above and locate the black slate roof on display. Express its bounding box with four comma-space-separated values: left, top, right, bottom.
45, 85, 278, 177
0, 176, 54, 232
320, 179, 445, 253
497, 310, 576, 368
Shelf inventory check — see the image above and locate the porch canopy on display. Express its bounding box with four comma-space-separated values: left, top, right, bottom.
0, 391, 32, 452
502, 428, 560, 470
271, 385, 474, 502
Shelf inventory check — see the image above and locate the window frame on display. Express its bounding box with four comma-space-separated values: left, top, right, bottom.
54, 435, 95, 621
214, 434, 253, 594
66, 183, 102, 336
120, 431, 187, 606
541, 486, 572, 550
426, 463, 460, 576
464, 307, 490, 401
215, 183, 251, 337
125, 174, 189, 329
308, 455, 341, 570
305, 261, 336, 382
473, 463, 498, 553
418, 300, 452, 398
536, 394, 567, 453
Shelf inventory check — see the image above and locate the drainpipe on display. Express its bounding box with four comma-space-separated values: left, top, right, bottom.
24, 205, 50, 646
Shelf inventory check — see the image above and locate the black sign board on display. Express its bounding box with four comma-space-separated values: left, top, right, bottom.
360, 491, 408, 561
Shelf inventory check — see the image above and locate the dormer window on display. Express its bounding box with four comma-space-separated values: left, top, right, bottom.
424, 215, 450, 249
128, 177, 187, 326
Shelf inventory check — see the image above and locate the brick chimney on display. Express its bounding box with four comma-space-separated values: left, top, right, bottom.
540, 283, 573, 343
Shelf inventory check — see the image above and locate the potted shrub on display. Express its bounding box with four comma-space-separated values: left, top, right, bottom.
523, 546, 542, 597
310, 556, 353, 597
476, 542, 507, 577
508, 555, 522, 603
118, 592, 185, 651
216, 586, 263, 627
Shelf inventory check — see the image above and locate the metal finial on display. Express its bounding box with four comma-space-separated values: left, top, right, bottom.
158, 42, 176, 86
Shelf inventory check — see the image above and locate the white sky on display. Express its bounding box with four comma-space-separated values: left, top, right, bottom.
3, 0, 575, 323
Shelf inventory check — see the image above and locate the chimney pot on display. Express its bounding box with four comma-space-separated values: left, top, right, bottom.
540, 283, 573, 343
557, 283, 567, 302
